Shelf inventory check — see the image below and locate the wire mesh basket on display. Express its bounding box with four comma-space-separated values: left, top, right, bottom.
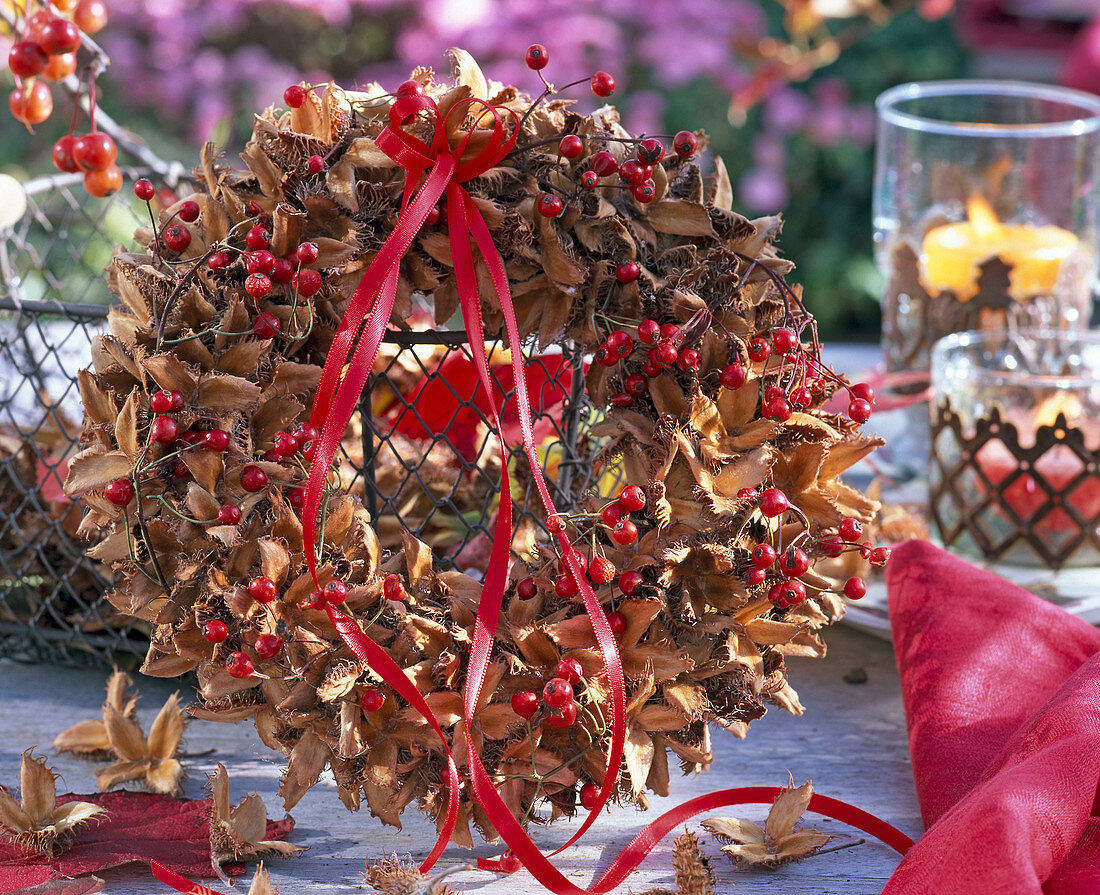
0, 172, 605, 668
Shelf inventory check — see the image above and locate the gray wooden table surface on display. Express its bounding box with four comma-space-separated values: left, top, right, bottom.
1, 623, 920, 895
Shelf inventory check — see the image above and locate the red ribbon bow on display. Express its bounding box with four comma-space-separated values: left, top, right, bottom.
297, 94, 914, 892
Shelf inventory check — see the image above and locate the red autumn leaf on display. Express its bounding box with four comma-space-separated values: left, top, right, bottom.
0, 792, 293, 895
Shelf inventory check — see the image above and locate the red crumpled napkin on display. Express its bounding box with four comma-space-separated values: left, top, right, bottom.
883, 539, 1100, 894
0, 792, 293, 894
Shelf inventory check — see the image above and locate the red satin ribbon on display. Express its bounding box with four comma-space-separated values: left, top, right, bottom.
298, 92, 913, 891
151, 860, 225, 895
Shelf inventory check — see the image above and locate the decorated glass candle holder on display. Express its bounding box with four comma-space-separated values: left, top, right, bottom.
875, 81, 1100, 378
930, 329, 1100, 579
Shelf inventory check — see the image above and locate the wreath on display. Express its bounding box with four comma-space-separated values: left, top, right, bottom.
65, 48, 886, 851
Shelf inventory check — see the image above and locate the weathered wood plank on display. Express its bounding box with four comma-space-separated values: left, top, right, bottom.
1, 624, 919, 893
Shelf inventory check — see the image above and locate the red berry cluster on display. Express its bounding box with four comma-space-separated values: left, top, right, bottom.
738, 486, 891, 609
9, 2, 118, 195
599, 318, 701, 408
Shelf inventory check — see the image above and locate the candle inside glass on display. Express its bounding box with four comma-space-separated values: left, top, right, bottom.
920, 195, 1079, 301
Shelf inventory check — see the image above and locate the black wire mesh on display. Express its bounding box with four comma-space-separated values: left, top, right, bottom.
0, 173, 612, 667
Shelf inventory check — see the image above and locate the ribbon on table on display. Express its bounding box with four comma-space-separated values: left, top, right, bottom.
290, 91, 915, 893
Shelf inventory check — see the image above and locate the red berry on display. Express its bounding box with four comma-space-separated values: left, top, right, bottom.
383, 574, 405, 601
294, 268, 323, 297
773, 328, 798, 355
517, 577, 538, 600
38, 18, 81, 55
537, 193, 563, 217
9, 80, 52, 125
168, 390, 185, 412
590, 151, 619, 178
618, 569, 643, 595
838, 518, 863, 542
625, 373, 647, 396
618, 485, 646, 513
610, 392, 635, 408
525, 44, 549, 71
73, 132, 117, 172
395, 79, 424, 98
271, 258, 294, 284
580, 170, 600, 189
559, 134, 584, 158
720, 364, 746, 389
105, 478, 135, 507
579, 782, 600, 811
615, 260, 639, 284
163, 224, 191, 254
245, 273, 272, 298
52, 135, 80, 173
249, 576, 278, 604
601, 502, 625, 527
150, 416, 179, 445
869, 546, 891, 567
296, 241, 319, 264
780, 579, 806, 605
636, 138, 665, 165
607, 610, 627, 636
361, 688, 386, 712
150, 389, 174, 414
618, 159, 650, 186
641, 361, 663, 378
556, 657, 584, 685
779, 547, 810, 577
545, 702, 577, 728
262, 449, 281, 462
751, 543, 776, 568
208, 251, 231, 272
590, 71, 615, 97
759, 488, 789, 518
611, 519, 638, 546
203, 620, 229, 643
292, 422, 319, 443
844, 577, 867, 600
133, 178, 155, 201
768, 582, 785, 605
73, 0, 106, 35
306, 154, 325, 174
738, 487, 759, 502
324, 579, 348, 604
172, 460, 190, 479
637, 319, 660, 344
246, 250, 275, 274
848, 398, 872, 423
542, 677, 574, 709
204, 429, 230, 452
511, 690, 539, 719
818, 535, 845, 557
762, 397, 792, 423
789, 386, 812, 410
240, 465, 268, 492
177, 200, 200, 223
84, 165, 123, 198
659, 323, 680, 342
252, 312, 280, 339
654, 341, 678, 366
255, 634, 283, 660
284, 84, 307, 108
9, 41, 48, 78
273, 431, 299, 457
673, 131, 698, 157
300, 588, 325, 611
747, 337, 771, 363
632, 179, 657, 203
246, 226, 270, 250
676, 348, 700, 372
589, 556, 617, 585
555, 574, 579, 598
607, 330, 634, 357
217, 504, 241, 525
746, 567, 767, 585
226, 651, 255, 679
850, 382, 875, 404
594, 344, 616, 367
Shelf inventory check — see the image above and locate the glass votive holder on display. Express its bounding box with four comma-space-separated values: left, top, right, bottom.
874, 81, 1100, 473
930, 328, 1100, 574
